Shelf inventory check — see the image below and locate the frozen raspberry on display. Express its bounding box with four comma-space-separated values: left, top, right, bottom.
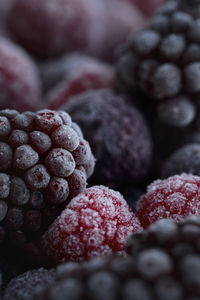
137, 173, 200, 228
117, 0, 200, 129
43, 186, 142, 264
8, 0, 106, 58
99, 0, 146, 61
42, 55, 114, 110
65, 89, 153, 185
3, 268, 56, 300
39, 54, 114, 96
162, 144, 200, 178
126, 216, 200, 299
0, 109, 94, 266
0, 37, 41, 112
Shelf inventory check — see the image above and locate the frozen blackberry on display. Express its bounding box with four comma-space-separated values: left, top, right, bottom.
126, 216, 200, 299
43, 185, 142, 264
137, 173, 200, 228
34, 255, 147, 300
162, 144, 200, 177
0, 109, 94, 266
117, 0, 200, 128
65, 89, 153, 185
3, 268, 56, 300
0, 37, 41, 112
36, 215, 200, 300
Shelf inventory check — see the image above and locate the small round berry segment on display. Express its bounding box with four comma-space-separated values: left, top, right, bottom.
0, 109, 95, 264
43, 186, 142, 264
137, 173, 200, 228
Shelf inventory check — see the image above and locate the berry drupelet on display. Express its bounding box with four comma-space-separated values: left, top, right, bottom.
162, 143, 200, 178
43, 185, 142, 264
136, 173, 200, 228
0, 109, 94, 265
35, 217, 200, 300
117, 0, 200, 128
65, 89, 153, 186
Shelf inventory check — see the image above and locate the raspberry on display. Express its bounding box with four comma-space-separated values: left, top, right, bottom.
0, 109, 94, 266
65, 89, 153, 185
117, 0, 200, 129
39, 54, 114, 97
3, 268, 56, 300
137, 173, 200, 228
42, 55, 114, 110
43, 185, 142, 264
162, 144, 200, 178
99, 0, 146, 62
8, 0, 106, 58
0, 37, 41, 112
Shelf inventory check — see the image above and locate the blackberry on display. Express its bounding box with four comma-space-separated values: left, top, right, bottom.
35, 216, 200, 300
3, 268, 56, 300
126, 216, 200, 299
0, 109, 94, 266
162, 143, 200, 177
117, 0, 200, 128
65, 89, 153, 186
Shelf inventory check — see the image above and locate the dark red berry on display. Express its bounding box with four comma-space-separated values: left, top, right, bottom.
43, 185, 142, 264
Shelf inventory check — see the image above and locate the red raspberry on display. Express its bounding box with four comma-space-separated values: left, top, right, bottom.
137, 173, 200, 228
43, 55, 114, 110
0, 108, 95, 266
8, 0, 106, 58
43, 186, 142, 264
99, 0, 146, 61
0, 37, 41, 111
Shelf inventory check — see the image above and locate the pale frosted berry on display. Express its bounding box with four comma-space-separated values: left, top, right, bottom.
137, 173, 200, 228
43, 186, 142, 264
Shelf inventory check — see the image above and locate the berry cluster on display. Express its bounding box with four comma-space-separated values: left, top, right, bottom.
0, 109, 94, 264
117, 0, 200, 128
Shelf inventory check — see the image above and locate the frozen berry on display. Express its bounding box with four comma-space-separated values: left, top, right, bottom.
42, 55, 114, 110
117, 0, 200, 129
99, 0, 146, 61
162, 144, 200, 178
3, 268, 56, 300
39, 54, 114, 96
43, 186, 142, 264
137, 173, 200, 228
127, 216, 200, 299
0, 109, 94, 266
0, 37, 41, 111
65, 89, 153, 185
36, 216, 200, 300
8, 0, 106, 58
